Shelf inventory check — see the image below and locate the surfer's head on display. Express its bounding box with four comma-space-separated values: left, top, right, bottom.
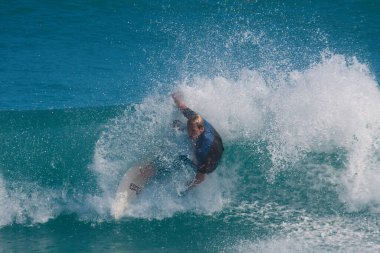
187, 114, 205, 140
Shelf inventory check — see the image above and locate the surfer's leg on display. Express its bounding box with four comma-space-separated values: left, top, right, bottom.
150, 156, 172, 180
173, 155, 196, 171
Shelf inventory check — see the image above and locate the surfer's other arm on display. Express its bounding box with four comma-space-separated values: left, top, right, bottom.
186, 172, 206, 189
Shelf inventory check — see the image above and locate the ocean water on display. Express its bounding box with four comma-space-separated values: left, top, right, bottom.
1, 0, 380, 252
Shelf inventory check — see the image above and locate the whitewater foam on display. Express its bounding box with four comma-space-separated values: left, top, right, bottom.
91, 52, 380, 220
0, 175, 61, 227
226, 214, 380, 253
177, 53, 380, 212
220, 201, 380, 253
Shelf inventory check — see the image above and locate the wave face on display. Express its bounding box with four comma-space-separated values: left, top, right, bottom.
1, 54, 380, 252
1, 0, 380, 252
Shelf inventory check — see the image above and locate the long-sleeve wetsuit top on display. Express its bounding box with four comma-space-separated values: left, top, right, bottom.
181, 108, 224, 174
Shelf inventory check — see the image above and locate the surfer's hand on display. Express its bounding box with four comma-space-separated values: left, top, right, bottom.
171, 92, 187, 110
172, 120, 183, 131
177, 188, 189, 197
171, 91, 181, 101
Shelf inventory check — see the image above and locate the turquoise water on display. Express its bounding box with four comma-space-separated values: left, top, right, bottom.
1, 1, 380, 252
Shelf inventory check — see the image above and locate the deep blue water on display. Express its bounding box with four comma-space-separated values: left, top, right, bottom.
1, 1, 380, 252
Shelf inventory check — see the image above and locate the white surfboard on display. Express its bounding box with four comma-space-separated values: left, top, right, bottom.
112, 163, 152, 219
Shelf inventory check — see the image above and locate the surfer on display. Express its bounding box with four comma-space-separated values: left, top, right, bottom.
172, 92, 224, 190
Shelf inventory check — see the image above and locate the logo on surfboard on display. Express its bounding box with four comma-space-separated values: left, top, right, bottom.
129, 183, 142, 194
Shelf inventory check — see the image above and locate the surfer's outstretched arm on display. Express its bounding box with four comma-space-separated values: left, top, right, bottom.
172, 92, 197, 119
187, 172, 206, 189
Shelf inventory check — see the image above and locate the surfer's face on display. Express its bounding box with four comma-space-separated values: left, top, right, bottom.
187, 123, 204, 140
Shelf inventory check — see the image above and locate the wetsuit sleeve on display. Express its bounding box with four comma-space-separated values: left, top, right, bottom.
181, 108, 197, 119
